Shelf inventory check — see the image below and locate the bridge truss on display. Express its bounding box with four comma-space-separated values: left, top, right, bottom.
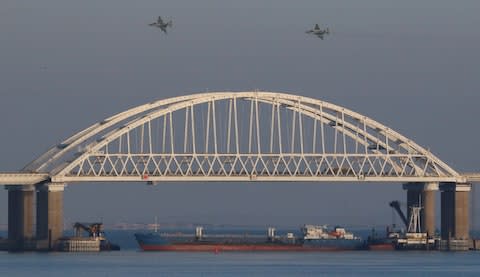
21, 92, 460, 183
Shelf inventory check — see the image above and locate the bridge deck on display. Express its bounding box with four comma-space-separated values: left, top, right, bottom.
1, 172, 478, 185
0, 173, 49, 185
463, 173, 480, 183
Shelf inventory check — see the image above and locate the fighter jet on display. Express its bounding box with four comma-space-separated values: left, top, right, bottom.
306, 24, 330, 39
149, 16, 172, 33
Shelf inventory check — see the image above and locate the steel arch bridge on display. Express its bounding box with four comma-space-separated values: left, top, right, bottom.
16, 91, 463, 184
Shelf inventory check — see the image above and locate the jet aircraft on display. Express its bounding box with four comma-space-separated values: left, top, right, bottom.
149, 16, 173, 33
306, 24, 330, 39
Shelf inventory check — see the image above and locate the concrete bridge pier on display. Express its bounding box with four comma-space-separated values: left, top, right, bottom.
6, 185, 35, 250
403, 182, 438, 235
440, 183, 471, 240
35, 183, 65, 250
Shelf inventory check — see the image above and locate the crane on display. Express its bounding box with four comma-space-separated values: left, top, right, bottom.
73, 222, 104, 238
389, 201, 409, 228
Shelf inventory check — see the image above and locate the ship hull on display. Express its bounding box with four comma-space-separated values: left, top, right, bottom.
368, 243, 395, 251
367, 238, 396, 251
137, 243, 363, 252
139, 243, 304, 252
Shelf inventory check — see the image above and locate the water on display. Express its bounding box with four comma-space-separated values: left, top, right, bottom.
2, 248, 480, 276
2, 230, 480, 276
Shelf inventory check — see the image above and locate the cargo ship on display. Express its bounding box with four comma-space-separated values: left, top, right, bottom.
134, 224, 366, 251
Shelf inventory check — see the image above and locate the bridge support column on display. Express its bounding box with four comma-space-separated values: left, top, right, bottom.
6, 185, 35, 250
440, 183, 470, 240
36, 183, 65, 250
403, 182, 438, 235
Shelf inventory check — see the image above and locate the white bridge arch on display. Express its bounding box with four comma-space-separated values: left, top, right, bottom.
22, 91, 460, 183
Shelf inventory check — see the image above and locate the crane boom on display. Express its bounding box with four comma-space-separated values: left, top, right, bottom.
73, 222, 103, 238
389, 201, 409, 227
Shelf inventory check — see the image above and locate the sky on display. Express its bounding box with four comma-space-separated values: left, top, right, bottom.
1, 0, 480, 229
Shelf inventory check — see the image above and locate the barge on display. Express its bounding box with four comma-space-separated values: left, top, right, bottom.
56, 222, 120, 252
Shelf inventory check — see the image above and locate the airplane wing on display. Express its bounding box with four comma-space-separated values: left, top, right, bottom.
160, 26, 167, 33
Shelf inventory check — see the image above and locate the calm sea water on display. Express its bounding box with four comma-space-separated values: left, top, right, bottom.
2, 230, 480, 276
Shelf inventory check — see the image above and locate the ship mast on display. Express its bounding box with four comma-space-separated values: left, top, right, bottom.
407, 206, 422, 233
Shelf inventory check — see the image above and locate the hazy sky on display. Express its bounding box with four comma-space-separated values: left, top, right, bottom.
1, 0, 480, 229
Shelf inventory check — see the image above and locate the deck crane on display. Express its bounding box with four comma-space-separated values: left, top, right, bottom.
73, 222, 104, 238
389, 201, 409, 228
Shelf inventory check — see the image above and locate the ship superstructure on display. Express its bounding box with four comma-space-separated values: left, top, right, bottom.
395, 206, 435, 249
